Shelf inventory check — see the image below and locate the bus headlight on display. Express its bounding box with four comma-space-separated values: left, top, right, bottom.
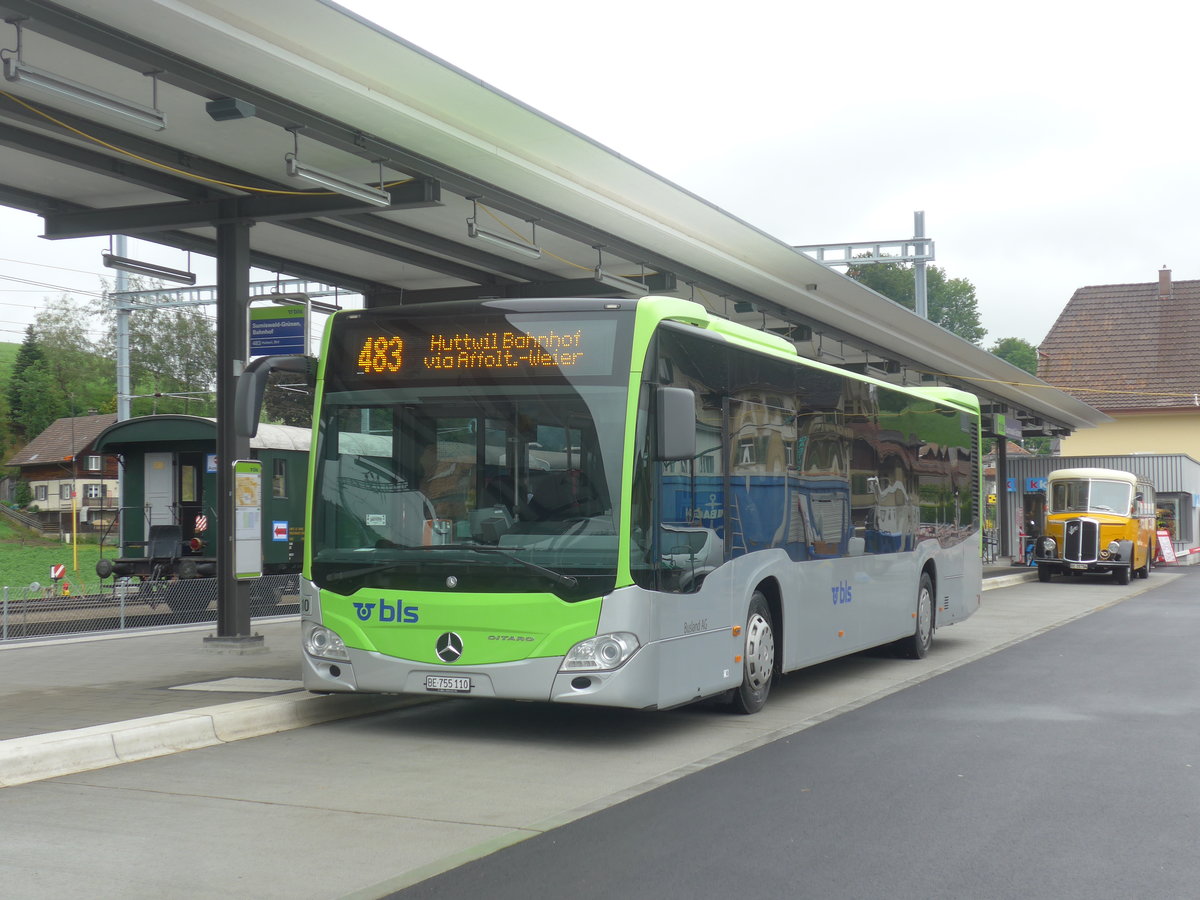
560, 632, 639, 672
1039, 536, 1056, 556
1108, 540, 1121, 559
304, 623, 350, 661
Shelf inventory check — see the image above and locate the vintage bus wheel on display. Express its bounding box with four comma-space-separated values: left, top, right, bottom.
897, 572, 934, 659
1136, 544, 1152, 579
731, 591, 775, 715
1114, 564, 1131, 585
1037, 564, 1053, 583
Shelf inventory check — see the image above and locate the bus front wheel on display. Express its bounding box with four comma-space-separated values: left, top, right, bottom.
731, 591, 775, 715
1114, 563, 1131, 586
897, 572, 934, 659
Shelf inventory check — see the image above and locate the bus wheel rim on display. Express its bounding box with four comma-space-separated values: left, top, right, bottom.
745, 612, 774, 692
918, 584, 933, 646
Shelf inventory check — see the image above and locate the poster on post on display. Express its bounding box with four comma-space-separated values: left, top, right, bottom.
234, 459, 263, 579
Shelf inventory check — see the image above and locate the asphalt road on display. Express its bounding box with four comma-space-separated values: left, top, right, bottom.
389, 566, 1200, 900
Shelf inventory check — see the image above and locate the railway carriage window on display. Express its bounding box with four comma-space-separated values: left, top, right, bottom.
272, 458, 288, 499
180, 465, 198, 503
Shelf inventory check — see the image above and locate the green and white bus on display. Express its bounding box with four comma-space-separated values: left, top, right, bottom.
244, 296, 981, 713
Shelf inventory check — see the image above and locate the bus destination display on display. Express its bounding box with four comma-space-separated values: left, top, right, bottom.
338, 315, 620, 381
358, 328, 585, 373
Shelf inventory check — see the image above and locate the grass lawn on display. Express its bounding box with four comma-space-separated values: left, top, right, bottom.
0, 517, 107, 592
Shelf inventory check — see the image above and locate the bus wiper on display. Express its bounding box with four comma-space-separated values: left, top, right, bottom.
458, 545, 579, 588
322, 544, 577, 589
325, 559, 410, 583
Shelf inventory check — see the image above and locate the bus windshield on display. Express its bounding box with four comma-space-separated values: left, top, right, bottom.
1049, 479, 1132, 515
311, 304, 633, 599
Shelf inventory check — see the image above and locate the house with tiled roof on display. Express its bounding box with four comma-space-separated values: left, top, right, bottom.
1032, 268, 1200, 560
5, 414, 120, 534
1039, 268, 1200, 453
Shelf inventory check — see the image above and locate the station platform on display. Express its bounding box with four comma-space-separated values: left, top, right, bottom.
0, 567, 1036, 788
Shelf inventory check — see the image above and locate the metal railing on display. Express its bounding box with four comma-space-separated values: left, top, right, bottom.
0, 503, 44, 532
0, 573, 298, 643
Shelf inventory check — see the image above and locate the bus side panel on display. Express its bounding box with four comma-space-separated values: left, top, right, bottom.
935, 538, 982, 626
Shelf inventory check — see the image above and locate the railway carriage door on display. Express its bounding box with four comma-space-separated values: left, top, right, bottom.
144, 452, 174, 527
177, 453, 203, 543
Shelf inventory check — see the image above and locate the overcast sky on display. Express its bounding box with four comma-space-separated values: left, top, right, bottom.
2, 0, 1194, 346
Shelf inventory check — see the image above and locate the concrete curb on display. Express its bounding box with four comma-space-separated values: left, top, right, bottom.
0, 691, 422, 788
983, 570, 1040, 590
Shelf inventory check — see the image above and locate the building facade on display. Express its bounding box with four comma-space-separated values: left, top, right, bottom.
5, 414, 120, 535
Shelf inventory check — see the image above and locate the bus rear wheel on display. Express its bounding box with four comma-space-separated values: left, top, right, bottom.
896, 572, 934, 659
731, 591, 775, 715
1136, 544, 1152, 579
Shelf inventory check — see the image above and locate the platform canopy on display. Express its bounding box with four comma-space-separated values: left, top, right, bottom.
0, 0, 1104, 437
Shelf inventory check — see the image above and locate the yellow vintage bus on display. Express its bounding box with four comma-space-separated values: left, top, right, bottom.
1033, 467, 1156, 585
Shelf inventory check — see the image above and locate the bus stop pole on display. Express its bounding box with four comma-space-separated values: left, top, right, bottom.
213, 209, 255, 642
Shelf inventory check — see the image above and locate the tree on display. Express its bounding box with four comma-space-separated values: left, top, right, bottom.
846, 260, 987, 345
990, 337, 1038, 375
124, 304, 216, 416
988, 336, 1051, 456
6, 325, 46, 439
262, 369, 314, 427
32, 295, 113, 414
94, 279, 217, 417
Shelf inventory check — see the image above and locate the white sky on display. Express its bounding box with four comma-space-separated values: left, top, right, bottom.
2, 0, 1195, 346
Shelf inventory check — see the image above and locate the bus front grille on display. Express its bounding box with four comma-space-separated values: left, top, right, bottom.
1063, 518, 1099, 563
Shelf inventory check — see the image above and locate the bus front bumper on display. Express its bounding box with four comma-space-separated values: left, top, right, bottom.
302, 641, 665, 709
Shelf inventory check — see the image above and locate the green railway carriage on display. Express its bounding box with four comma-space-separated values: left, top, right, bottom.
92, 415, 309, 584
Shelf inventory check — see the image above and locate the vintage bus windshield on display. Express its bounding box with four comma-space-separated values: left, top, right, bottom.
1049, 479, 1132, 515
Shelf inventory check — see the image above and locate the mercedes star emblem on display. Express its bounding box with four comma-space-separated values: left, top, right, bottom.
436, 631, 464, 663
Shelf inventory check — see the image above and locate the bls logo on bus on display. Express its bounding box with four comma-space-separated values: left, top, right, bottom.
353, 599, 419, 623
831, 581, 852, 605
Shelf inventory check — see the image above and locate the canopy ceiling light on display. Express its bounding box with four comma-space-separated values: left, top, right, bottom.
102, 252, 196, 285
285, 154, 391, 207
593, 248, 649, 297
466, 199, 541, 259
284, 127, 390, 208
1, 22, 166, 130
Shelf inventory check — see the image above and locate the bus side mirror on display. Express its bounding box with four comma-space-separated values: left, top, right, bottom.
235, 355, 316, 438
655, 386, 696, 461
